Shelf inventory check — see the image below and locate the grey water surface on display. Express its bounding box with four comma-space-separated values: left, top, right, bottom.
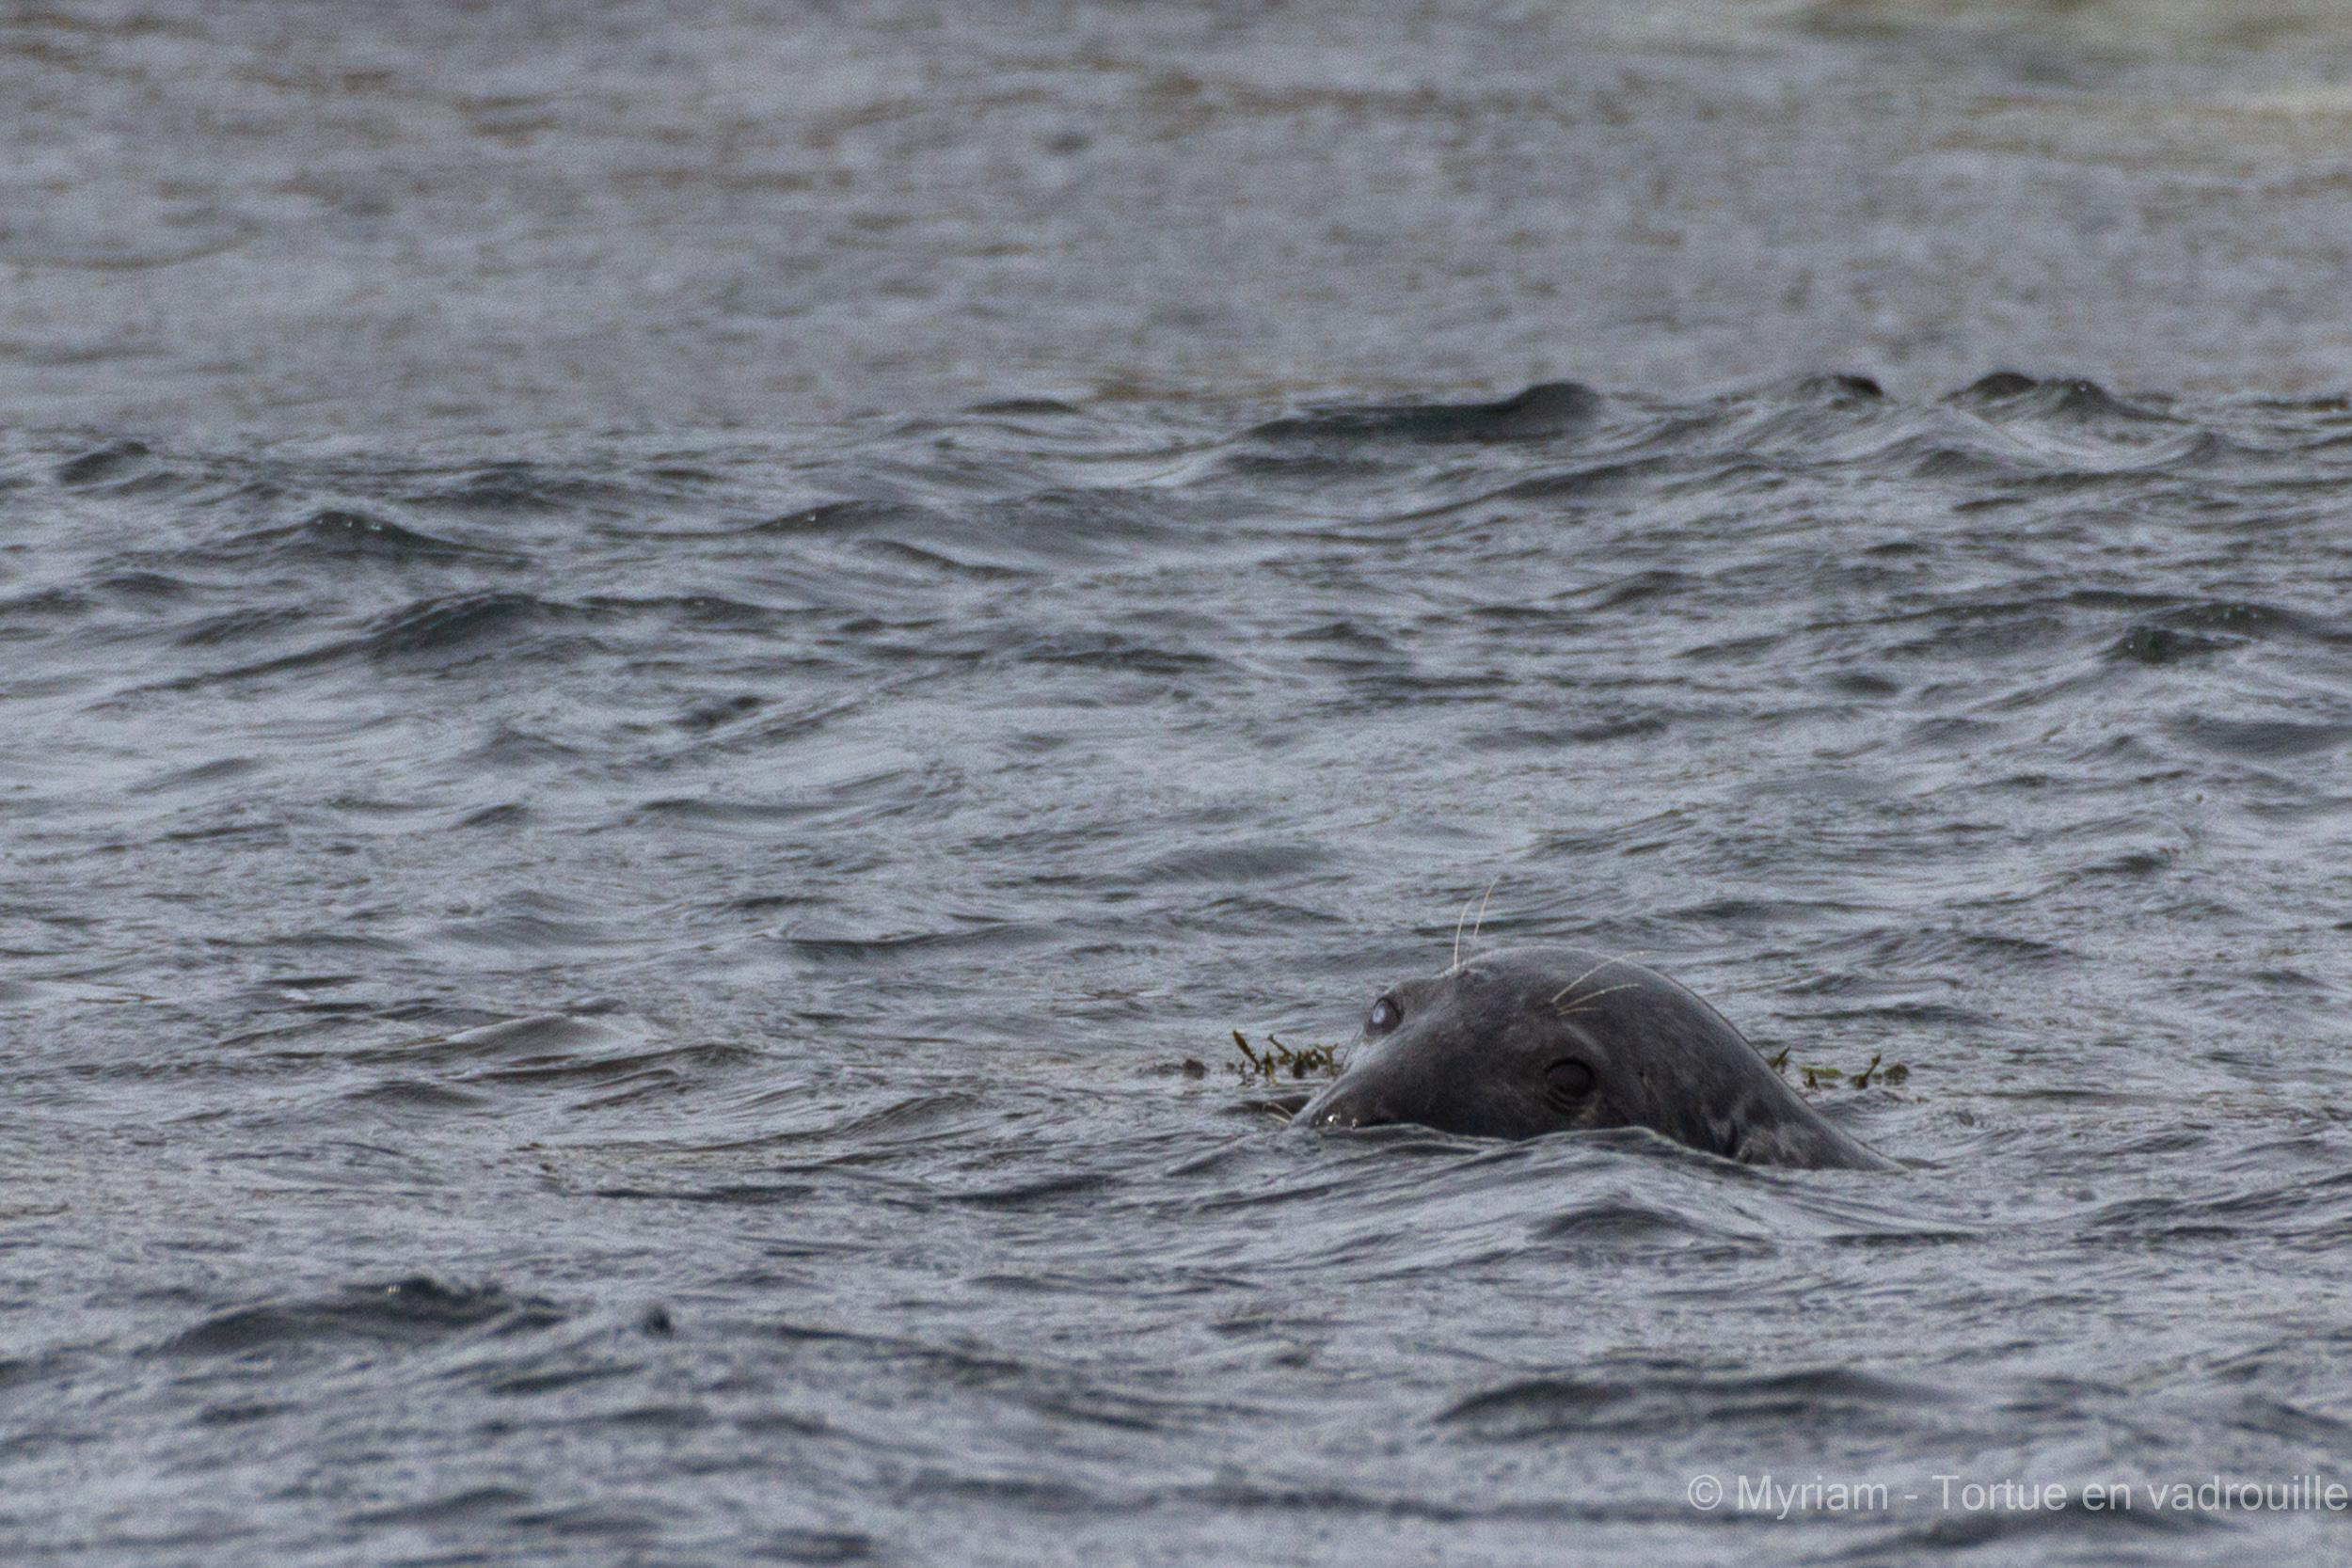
9, 3, 2352, 1565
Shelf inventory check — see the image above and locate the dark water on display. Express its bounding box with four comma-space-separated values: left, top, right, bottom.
12, 3, 2352, 1565
14, 375, 2352, 1563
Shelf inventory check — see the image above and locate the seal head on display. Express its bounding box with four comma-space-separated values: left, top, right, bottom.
1293, 944, 1897, 1171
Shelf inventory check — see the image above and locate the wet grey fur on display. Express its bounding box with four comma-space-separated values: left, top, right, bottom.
1293, 944, 1898, 1171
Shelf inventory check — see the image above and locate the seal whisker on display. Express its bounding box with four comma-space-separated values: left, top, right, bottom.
1551, 981, 1641, 1017
1548, 954, 1648, 1009
1468, 874, 1501, 952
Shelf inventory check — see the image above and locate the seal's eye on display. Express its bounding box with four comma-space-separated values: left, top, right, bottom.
1366, 996, 1402, 1034
1545, 1059, 1595, 1103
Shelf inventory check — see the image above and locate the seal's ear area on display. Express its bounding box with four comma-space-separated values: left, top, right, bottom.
1542, 1057, 1595, 1115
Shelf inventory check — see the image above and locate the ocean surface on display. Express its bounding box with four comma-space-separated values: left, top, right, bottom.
8, 3, 2352, 1565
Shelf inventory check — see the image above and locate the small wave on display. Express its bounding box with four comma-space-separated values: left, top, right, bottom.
757, 489, 1187, 573
1791, 372, 1885, 403
172, 606, 312, 647
404, 462, 636, 515
857, 537, 1037, 579
342, 1079, 493, 1110
1892, 437, 2042, 483
2169, 716, 2352, 759
588, 593, 793, 628
125, 755, 264, 795
783, 926, 1041, 962
1703, 372, 1897, 452
0, 587, 92, 626
1838, 1503, 2206, 1558
159, 1276, 561, 1356
1947, 371, 2173, 426
1464, 715, 1668, 751
964, 397, 1085, 417
945, 1173, 1124, 1209
1530, 1196, 1762, 1253
1441, 1365, 1942, 1442
2110, 625, 2239, 665
429, 911, 634, 954
347, 1486, 536, 1526
370, 1012, 645, 1065
250, 508, 525, 565
596, 1181, 820, 1205
1118, 841, 1331, 886
749, 498, 942, 535
2080, 1173, 2352, 1245
1248, 381, 1600, 444
167, 592, 593, 686
365, 592, 585, 659
52, 439, 153, 488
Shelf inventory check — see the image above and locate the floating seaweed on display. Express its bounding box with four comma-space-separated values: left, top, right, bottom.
1230, 1030, 1343, 1086
1770, 1047, 1908, 1091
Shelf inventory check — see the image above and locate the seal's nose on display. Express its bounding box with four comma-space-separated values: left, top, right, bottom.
1292, 1083, 1395, 1131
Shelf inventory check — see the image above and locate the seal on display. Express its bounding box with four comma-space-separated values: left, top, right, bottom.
1292, 944, 1898, 1170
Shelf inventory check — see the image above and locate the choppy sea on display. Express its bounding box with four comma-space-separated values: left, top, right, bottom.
9, 3, 2352, 1564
